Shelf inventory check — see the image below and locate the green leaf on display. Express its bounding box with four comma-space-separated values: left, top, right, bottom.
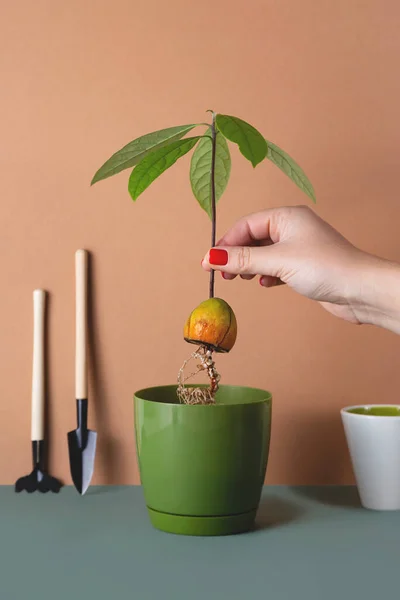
190, 129, 231, 218
91, 124, 197, 185
215, 114, 267, 167
128, 137, 202, 201
266, 140, 316, 203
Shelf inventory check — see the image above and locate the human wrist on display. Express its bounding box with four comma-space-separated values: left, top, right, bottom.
349, 252, 400, 333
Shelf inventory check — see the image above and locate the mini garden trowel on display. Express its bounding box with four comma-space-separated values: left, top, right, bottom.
15, 290, 62, 494
68, 249, 97, 495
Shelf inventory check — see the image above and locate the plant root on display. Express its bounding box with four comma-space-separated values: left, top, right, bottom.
177, 345, 221, 405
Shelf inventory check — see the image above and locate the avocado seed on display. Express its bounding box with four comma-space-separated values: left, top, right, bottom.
183, 298, 237, 353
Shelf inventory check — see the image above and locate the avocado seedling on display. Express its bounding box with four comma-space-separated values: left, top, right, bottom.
92, 111, 315, 403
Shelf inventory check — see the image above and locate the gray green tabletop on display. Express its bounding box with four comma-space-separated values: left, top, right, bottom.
1, 485, 398, 599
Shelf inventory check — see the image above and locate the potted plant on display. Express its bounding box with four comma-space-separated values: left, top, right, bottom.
92, 110, 315, 535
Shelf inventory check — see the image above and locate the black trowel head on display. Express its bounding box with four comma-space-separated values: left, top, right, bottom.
68, 427, 97, 495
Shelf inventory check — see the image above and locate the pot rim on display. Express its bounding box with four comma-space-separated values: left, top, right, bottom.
341, 404, 400, 418
134, 383, 272, 407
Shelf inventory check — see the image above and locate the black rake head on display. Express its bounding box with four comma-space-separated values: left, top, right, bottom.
15, 467, 62, 494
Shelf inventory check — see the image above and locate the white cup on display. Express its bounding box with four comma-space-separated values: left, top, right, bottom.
341, 405, 400, 510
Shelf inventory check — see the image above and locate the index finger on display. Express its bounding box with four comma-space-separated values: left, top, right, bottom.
217, 208, 282, 247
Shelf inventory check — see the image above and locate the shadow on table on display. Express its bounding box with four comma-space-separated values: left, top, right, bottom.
254, 494, 305, 531
291, 485, 361, 508
86, 486, 126, 496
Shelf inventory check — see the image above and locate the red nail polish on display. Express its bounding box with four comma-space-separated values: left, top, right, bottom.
221, 271, 226, 279
209, 248, 228, 266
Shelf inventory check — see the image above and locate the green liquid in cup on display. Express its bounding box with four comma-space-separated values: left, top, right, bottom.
347, 406, 400, 417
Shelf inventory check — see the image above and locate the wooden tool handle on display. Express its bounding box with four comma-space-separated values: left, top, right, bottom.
75, 249, 88, 399
31, 289, 46, 441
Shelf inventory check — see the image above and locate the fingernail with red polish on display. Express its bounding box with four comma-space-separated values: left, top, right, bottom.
209, 248, 228, 266
221, 272, 226, 279
259, 276, 265, 286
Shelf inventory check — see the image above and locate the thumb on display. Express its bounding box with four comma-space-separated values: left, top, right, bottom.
204, 246, 282, 277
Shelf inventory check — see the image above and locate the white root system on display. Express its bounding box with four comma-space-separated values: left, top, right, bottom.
177, 345, 221, 405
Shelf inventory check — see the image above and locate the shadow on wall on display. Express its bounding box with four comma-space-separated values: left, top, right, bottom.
44, 292, 59, 480
87, 253, 123, 484
276, 407, 353, 486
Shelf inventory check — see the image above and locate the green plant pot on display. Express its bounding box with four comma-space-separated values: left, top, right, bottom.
134, 384, 272, 536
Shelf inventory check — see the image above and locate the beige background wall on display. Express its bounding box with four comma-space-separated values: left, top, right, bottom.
1, 0, 399, 485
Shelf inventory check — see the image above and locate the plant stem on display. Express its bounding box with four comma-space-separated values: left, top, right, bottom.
209, 113, 217, 299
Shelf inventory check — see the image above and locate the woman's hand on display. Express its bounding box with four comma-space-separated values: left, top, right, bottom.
201, 206, 400, 333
